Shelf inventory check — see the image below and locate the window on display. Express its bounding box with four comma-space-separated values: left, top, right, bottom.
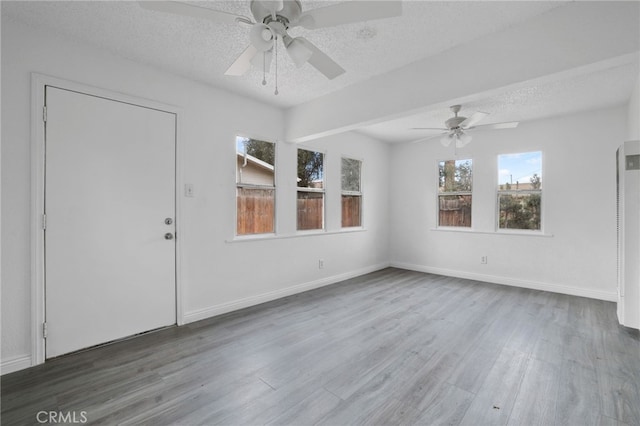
497, 151, 542, 230
438, 159, 472, 227
297, 148, 324, 230
341, 158, 362, 227
236, 136, 275, 235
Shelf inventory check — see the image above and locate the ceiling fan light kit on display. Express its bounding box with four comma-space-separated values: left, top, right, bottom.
139, 0, 402, 94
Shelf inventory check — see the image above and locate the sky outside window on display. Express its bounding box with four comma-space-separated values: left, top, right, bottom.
498, 151, 542, 187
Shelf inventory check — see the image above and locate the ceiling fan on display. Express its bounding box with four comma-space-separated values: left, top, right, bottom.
139, 0, 402, 93
412, 105, 519, 148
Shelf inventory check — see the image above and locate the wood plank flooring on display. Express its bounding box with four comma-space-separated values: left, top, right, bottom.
2, 268, 639, 425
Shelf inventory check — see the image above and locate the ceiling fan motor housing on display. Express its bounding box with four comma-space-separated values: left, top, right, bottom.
445, 116, 466, 130
251, 0, 302, 27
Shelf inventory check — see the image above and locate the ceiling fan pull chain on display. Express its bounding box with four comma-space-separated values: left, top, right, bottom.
274, 35, 279, 95
262, 51, 267, 86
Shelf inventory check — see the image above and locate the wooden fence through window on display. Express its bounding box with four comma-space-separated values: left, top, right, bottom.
342, 195, 361, 227
237, 187, 274, 235
439, 195, 471, 227
297, 192, 323, 230
238, 190, 363, 232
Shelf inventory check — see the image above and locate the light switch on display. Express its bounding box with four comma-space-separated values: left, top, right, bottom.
626, 154, 640, 171
185, 184, 194, 197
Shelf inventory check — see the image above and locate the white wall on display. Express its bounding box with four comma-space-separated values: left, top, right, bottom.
1, 18, 390, 372
628, 76, 640, 140
389, 106, 626, 300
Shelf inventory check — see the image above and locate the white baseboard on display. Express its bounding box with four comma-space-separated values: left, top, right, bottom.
183, 262, 391, 324
1, 355, 32, 375
391, 262, 617, 302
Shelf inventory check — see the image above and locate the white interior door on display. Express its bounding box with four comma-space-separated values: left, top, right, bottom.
45, 86, 176, 358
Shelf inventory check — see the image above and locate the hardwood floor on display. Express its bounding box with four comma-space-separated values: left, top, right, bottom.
2, 268, 639, 425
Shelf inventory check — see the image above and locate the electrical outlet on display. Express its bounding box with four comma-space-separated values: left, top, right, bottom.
318, 259, 324, 269
481, 256, 488, 264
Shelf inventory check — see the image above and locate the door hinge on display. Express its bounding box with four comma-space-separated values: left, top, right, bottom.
42, 214, 47, 230
43, 322, 48, 339
43, 106, 48, 122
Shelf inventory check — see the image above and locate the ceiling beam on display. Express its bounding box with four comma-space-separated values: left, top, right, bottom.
284, 1, 640, 143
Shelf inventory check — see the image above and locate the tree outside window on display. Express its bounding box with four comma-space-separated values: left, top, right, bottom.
297, 148, 324, 230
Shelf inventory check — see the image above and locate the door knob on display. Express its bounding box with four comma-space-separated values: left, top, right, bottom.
164, 218, 173, 225
164, 233, 174, 240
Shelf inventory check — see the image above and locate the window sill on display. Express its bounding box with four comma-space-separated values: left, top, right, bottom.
226, 227, 367, 243
431, 227, 553, 237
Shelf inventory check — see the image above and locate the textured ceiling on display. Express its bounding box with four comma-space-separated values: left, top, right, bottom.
3, 1, 639, 143
358, 61, 640, 143
3, 0, 566, 108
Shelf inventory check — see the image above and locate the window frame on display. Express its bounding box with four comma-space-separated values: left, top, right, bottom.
437, 158, 473, 229
296, 147, 326, 232
341, 156, 363, 228
495, 150, 544, 233
235, 136, 277, 237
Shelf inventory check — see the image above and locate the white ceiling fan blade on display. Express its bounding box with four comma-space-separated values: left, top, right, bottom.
138, 1, 250, 26
473, 122, 520, 130
284, 36, 313, 68
410, 132, 448, 144
298, 38, 345, 80
225, 45, 259, 76
460, 111, 489, 129
411, 127, 448, 131
250, 49, 273, 73
295, 1, 402, 30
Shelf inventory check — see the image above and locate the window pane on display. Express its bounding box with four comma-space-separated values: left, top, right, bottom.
439, 195, 472, 227
297, 191, 323, 230
438, 159, 472, 227
237, 137, 275, 186
439, 159, 472, 192
342, 195, 361, 227
236, 136, 275, 236
237, 187, 275, 235
297, 149, 324, 189
497, 151, 542, 230
498, 193, 541, 230
497, 151, 542, 190
342, 158, 361, 192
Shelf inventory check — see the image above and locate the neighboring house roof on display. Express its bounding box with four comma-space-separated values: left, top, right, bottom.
236, 152, 274, 173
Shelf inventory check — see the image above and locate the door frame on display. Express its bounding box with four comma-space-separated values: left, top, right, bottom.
30, 73, 185, 366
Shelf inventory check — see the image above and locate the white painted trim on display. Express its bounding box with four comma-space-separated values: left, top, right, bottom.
391, 262, 617, 302
226, 227, 367, 243
430, 228, 553, 238
183, 262, 390, 324
30, 73, 185, 367
1, 356, 33, 375
31, 73, 47, 368
175, 110, 186, 327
